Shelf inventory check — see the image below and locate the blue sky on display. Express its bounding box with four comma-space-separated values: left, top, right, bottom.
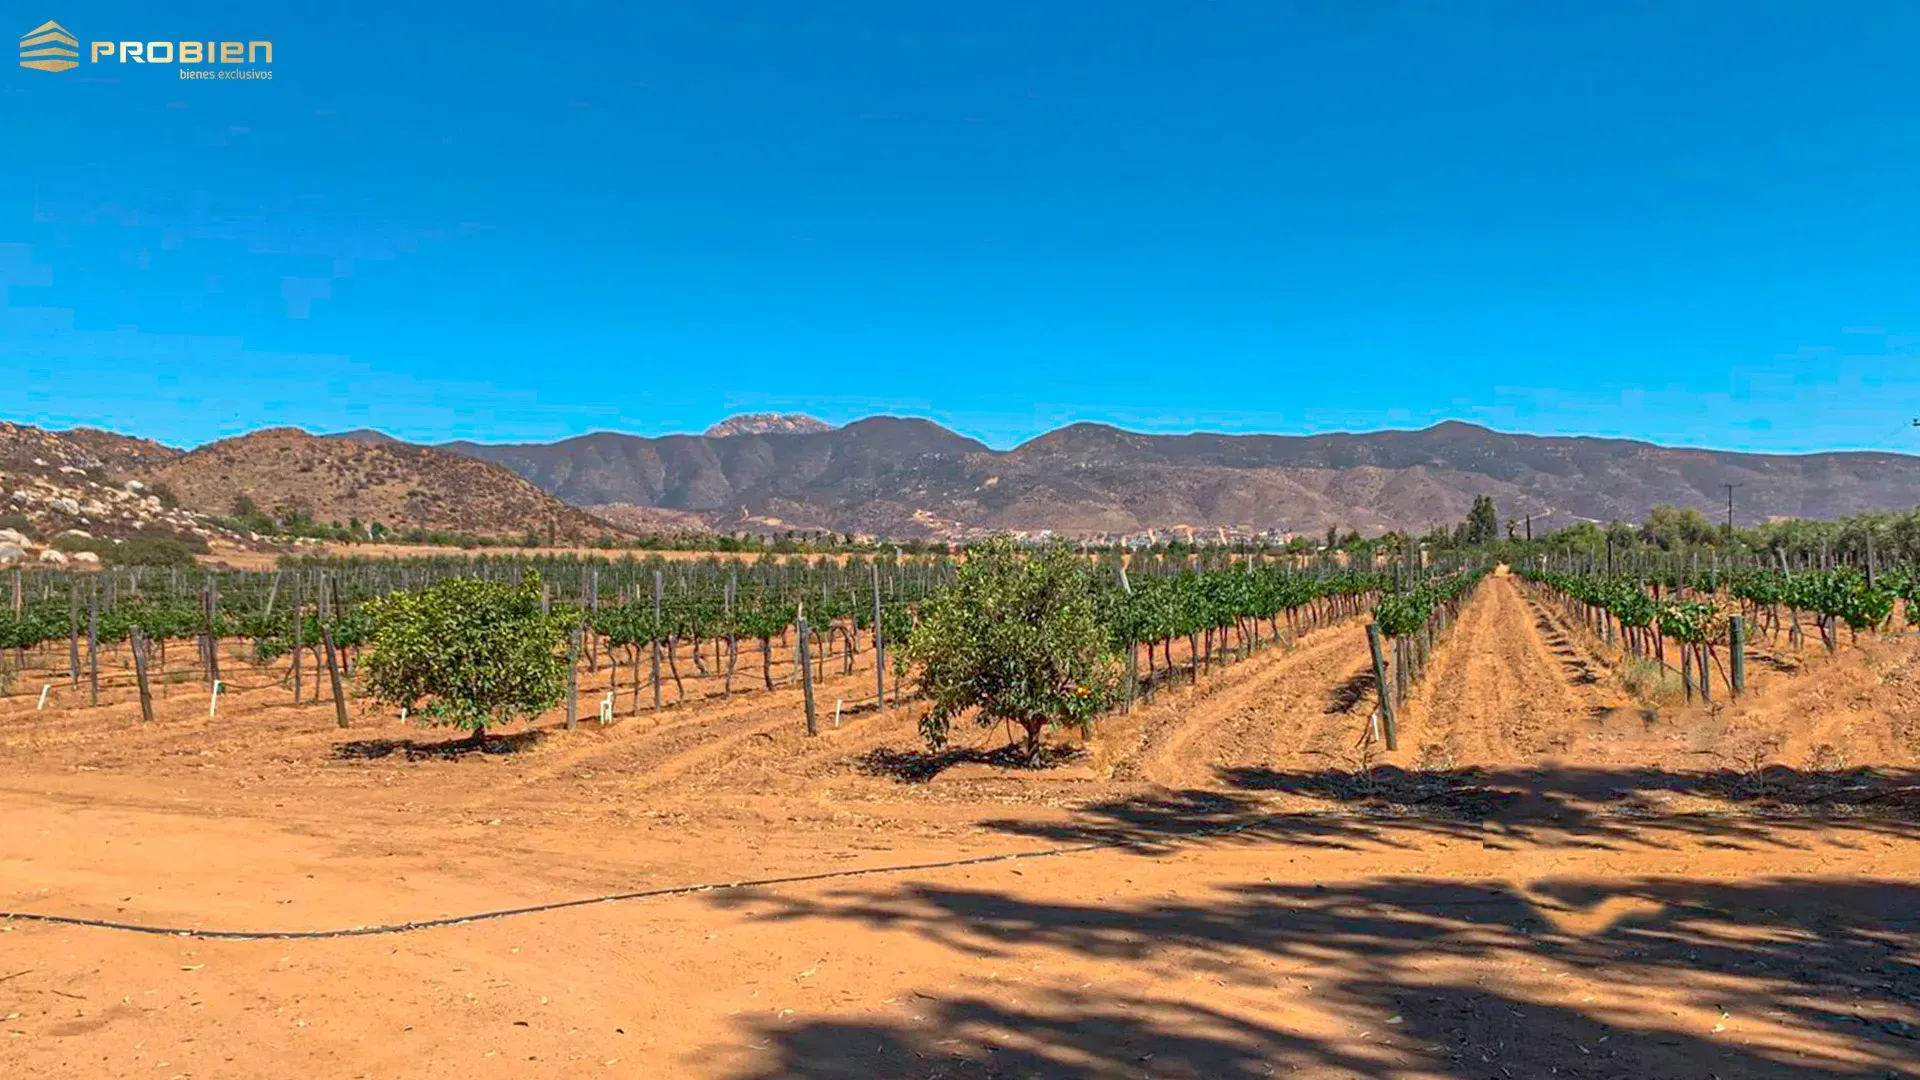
3, 1, 1918, 454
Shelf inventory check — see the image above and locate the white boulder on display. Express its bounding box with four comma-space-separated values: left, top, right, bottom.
39, 549, 67, 565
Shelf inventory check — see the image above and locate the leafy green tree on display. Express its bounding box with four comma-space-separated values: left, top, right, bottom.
902, 536, 1120, 762
359, 574, 570, 744
1640, 504, 1719, 550
1465, 495, 1499, 546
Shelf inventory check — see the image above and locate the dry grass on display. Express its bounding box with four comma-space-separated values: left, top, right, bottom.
1620, 656, 1686, 703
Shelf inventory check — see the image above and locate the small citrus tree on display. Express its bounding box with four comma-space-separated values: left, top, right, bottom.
903, 536, 1119, 762
360, 574, 569, 744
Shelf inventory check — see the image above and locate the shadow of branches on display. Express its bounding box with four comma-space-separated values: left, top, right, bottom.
716, 874, 1920, 1078
968, 765, 1920, 856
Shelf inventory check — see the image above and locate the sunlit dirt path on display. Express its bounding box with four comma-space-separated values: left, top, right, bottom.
1393, 572, 1634, 767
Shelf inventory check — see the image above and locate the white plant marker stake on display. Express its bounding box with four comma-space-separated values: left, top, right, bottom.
37, 684, 51, 711
833, 698, 843, 729
209, 680, 222, 718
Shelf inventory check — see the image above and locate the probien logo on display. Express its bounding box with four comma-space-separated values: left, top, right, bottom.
19, 20, 78, 72
18, 20, 274, 77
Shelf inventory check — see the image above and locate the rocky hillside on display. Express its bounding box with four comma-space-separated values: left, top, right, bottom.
0, 422, 242, 564
140, 428, 626, 542
703, 413, 834, 438
434, 418, 1920, 539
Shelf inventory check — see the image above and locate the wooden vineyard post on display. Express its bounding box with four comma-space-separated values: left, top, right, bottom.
587, 569, 600, 673
314, 572, 328, 691
203, 578, 222, 687
1697, 642, 1712, 703
1123, 642, 1138, 714
131, 628, 155, 724
321, 627, 350, 729
291, 578, 304, 704
1729, 616, 1746, 696
724, 571, 737, 699
797, 613, 818, 737
1680, 640, 1694, 703
1366, 623, 1397, 750
565, 625, 581, 731
68, 584, 80, 688
651, 570, 663, 710
87, 581, 99, 707
1117, 560, 1135, 713
871, 563, 885, 710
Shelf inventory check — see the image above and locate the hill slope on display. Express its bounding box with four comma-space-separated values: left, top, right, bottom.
0, 422, 241, 557
144, 428, 623, 541
432, 418, 1920, 538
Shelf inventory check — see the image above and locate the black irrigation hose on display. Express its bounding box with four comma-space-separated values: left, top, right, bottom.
0, 843, 1118, 941
0, 803, 1328, 943
3, 787, 1914, 942
1, 800, 1325, 942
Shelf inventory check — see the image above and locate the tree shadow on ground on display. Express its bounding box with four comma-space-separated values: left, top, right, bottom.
856, 743, 1088, 783
969, 764, 1920, 854
331, 729, 545, 761
714, 874, 1920, 1078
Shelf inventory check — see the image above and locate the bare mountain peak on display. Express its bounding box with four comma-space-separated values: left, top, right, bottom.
703, 413, 834, 438
327, 428, 405, 445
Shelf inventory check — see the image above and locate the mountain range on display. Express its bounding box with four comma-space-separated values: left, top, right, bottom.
7, 416, 1918, 545
355, 415, 1920, 539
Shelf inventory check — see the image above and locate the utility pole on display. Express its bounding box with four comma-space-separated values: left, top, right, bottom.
1722, 483, 1743, 539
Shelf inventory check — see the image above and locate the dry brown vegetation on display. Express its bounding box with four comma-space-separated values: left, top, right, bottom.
141, 428, 627, 542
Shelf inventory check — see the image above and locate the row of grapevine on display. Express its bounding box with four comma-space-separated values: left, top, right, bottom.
1102, 565, 1388, 706
2, 548, 1446, 718
1516, 563, 1916, 702
1366, 567, 1490, 743
1725, 568, 1916, 650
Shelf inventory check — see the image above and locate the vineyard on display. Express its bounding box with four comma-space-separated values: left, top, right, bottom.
4, 545, 1919, 1080
1521, 561, 1918, 702
0, 550, 1482, 733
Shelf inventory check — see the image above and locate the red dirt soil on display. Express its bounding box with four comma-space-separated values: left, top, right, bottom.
3, 576, 1919, 1078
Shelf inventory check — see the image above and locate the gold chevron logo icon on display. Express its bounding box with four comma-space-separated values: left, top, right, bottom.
20, 20, 78, 72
